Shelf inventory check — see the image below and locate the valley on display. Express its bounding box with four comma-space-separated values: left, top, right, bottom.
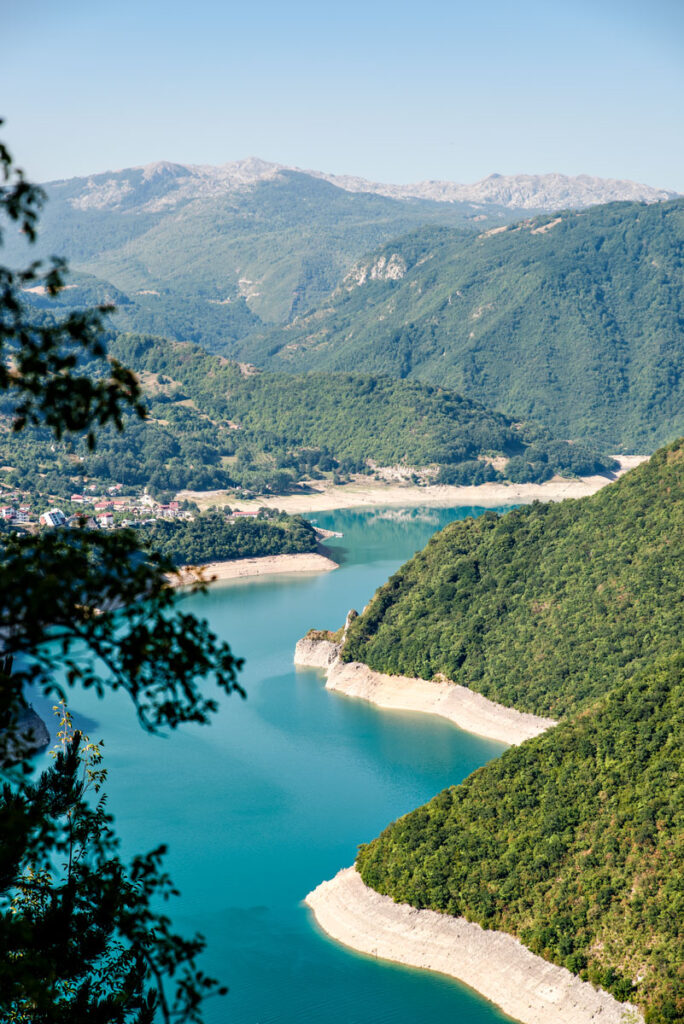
2, 139, 682, 1024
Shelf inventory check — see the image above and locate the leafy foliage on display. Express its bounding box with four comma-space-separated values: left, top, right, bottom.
0, 527, 244, 731
1, 705, 226, 1023
0, 123, 241, 1020
343, 440, 683, 717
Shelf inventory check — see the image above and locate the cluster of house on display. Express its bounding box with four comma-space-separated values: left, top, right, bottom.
68, 492, 188, 528
1, 490, 192, 532
0, 503, 31, 525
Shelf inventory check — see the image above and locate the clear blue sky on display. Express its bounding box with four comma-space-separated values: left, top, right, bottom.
3, 0, 683, 189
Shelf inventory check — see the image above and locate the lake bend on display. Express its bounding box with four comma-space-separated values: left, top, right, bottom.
38, 506, 517, 1024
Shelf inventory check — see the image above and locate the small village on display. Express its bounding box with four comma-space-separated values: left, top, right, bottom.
0, 484, 192, 532
0, 481, 266, 533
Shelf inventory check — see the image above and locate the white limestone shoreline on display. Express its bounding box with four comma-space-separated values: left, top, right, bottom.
305, 867, 644, 1024
179, 455, 648, 515
294, 636, 555, 746
168, 552, 338, 588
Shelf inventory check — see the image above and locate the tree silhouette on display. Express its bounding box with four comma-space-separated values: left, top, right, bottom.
0, 122, 243, 1022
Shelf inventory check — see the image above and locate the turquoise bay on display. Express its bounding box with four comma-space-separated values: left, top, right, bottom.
48, 506, 515, 1023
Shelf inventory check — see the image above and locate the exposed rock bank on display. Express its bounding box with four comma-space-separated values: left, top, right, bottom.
186, 455, 649, 515
295, 633, 555, 746
294, 635, 341, 669
306, 867, 644, 1024
170, 552, 339, 588
326, 660, 555, 745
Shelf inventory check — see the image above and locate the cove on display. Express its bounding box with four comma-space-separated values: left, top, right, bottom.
44, 506, 516, 1024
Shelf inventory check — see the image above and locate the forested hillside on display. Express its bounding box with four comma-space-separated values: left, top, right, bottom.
14, 176, 683, 451
2, 331, 615, 498
343, 440, 684, 717
347, 442, 684, 1022
257, 199, 684, 449
357, 650, 683, 1022
7, 168, 504, 350
142, 511, 318, 566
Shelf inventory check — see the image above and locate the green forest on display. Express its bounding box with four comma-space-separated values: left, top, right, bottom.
357, 650, 683, 1021
14, 175, 684, 453
1, 330, 615, 499
142, 511, 318, 566
343, 440, 683, 718
256, 199, 684, 449
342, 441, 684, 1021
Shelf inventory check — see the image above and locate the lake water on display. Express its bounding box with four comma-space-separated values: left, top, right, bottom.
41, 506, 515, 1024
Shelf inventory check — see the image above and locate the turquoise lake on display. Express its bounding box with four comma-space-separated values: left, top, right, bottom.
41, 506, 515, 1024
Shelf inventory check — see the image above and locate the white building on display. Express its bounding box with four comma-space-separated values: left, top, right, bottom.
40, 508, 67, 528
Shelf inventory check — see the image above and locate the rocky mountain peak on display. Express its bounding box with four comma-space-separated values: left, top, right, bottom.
52, 159, 679, 216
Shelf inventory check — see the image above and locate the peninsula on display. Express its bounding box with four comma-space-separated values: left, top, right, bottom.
170, 551, 338, 588
306, 868, 643, 1024
299, 444, 683, 1024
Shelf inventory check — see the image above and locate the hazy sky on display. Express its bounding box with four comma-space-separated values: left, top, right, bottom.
3, 0, 683, 189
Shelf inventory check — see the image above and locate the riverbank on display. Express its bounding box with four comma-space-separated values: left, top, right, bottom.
169, 552, 339, 588
305, 867, 643, 1024
178, 455, 648, 515
326, 660, 555, 745
294, 638, 555, 745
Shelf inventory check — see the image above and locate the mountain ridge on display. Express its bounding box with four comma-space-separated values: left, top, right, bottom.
255, 199, 684, 449
47, 159, 678, 214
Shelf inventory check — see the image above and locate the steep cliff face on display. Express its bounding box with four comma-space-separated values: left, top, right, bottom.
343, 253, 407, 288
293, 634, 341, 669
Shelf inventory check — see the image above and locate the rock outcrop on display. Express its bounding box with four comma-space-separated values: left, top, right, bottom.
294, 635, 341, 669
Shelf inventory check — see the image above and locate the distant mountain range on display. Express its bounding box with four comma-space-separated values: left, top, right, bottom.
49, 159, 678, 213
7, 159, 683, 452
9, 166, 499, 330
307, 167, 679, 210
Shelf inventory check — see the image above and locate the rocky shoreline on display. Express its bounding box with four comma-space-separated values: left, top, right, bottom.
293, 630, 626, 1024
169, 552, 339, 588
294, 633, 555, 746
305, 867, 644, 1024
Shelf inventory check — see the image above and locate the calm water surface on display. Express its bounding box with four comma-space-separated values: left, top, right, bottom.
45, 506, 515, 1024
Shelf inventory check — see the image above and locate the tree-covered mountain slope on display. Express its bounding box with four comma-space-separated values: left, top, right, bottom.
357, 649, 683, 1022
6, 167, 508, 349
256, 199, 684, 449
342, 440, 684, 718
109, 334, 615, 486
2, 331, 614, 498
